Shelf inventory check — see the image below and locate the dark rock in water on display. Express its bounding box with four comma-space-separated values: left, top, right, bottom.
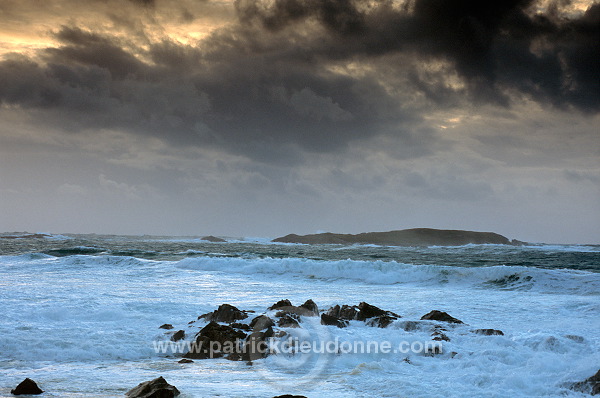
278, 314, 300, 328
321, 313, 348, 328
125, 376, 180, 398
183, 321, 247, 359
269, 299, 292, 310
356, 302, 387, 320
571, 369, 600, 396
230, 323, 252, 332
300, 299, 319, 315
199, 304, 248, 323
326, 304, 359, 320
159, 324, 173, 330
398, 320, 427, 332
366, 315, 396, 328
565, 334, 585, 343
273, 395, 308, 398
178, 358, 194, 363
272, 228, 515, 246
421, 310, 464, 324
432, 331, 450, 342
250, 315, 275, 331
473, 329, 504, 336
231, 329, 272, 362
201, 235, 226, 242
171, 330, 185, 342
11, 378, 43, 395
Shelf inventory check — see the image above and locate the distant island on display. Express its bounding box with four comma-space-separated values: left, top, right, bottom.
272, 228, 526, 246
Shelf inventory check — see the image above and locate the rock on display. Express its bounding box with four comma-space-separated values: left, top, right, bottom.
278, 314, 300, 328
236, 329, 273, 361
171, 330, 185, 342
230, 323, 252, 332
250, 315, 275, 330
159, 324, 173, 330
183, 321, 247, 359
272, 395, 308, 398
365, 315, 396, 328
432, 331, 450, 342
178, 358, 194, 363
473, 329, 504, 336
571, 369, 600, 396
326, 304, 359, 320
11, 378, 43, 395
201, 235, 226, 242
565, 334, 585, 343
268, 299, 292, 310
299, 299, 319, 315
199, 304, 248, 323
321, 313, 349, 328
356, 302, 388, 320
125, 376, 180, 398
272, 228, 516, 246
398, 321, 426, 332
421, 310, 464, 324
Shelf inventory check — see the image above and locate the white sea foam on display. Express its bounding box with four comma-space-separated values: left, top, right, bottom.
1, 250, 598, 397
175, 256, 600, 295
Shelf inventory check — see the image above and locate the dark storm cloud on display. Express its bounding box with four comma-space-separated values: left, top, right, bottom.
236, 0, 600, 110
0, 0, 598, 164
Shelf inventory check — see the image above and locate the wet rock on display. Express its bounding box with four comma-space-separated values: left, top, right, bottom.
571, 369, 600, 396
277, 314, 300, 328
272, 395, 308, 398
199, 304, 248, 323
230, 323, 252, 332
321, 313, 349, 328
432, 331, 450, 342
178, 358, 194, 364
365, 315, 396, 328
183, 321, 247, 359
171, 330, 185, 342
269, 299, 292, 310
473, 329, 504, 336
299, 299, 319, 316
421, 310, 464, 324
398, 320, 426, 332
326, 304, 359, 320
125, 376, 180, 398
201, 235, 226, 242
250, 315, 275, 331
11, 378, 43, 395
356, 302, 388, 321
565, 334, 585, 343
159, 324, 173, 330
273, 395, 308, 398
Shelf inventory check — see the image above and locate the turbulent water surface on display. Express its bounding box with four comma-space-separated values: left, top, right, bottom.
0, 233, 599, 397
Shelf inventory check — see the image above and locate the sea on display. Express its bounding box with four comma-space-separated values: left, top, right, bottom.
0, 233, 598, 397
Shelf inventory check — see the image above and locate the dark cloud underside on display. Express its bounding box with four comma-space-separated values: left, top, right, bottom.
0, 0, 598, 163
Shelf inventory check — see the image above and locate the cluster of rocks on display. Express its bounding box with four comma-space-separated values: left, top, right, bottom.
159, 299, 514, 364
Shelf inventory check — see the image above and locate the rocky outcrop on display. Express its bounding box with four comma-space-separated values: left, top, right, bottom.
473, 329, 504, 336
159, 324, 173, 330
272, 228, 517, 246
421, 310, 464, 324
325, 302, 398, 327
171, 330, 185, 341
571, 369, 600, 396
201, 235, 226, 242
11, 378, 43, 395
321, 313, 348, 328
199, 304, 248, 323
125, 376, 180, 398
183, 321, 247, 359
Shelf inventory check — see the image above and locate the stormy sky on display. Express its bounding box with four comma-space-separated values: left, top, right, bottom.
0, 0, 598, 243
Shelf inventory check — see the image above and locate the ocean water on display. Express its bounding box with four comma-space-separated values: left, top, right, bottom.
0, 233, 598, 397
